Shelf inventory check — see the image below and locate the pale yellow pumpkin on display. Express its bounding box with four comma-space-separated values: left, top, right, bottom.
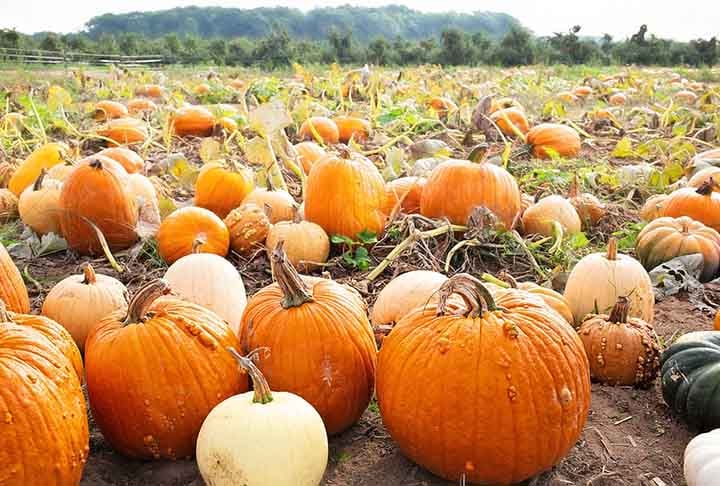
371, 270, 448, 326
18, 171, 62, 235
265, 221, 330, 272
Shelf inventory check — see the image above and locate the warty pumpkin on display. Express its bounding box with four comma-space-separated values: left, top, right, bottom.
196, 350, 328, 486
8, 141, 68, 196
564, 238, 654, 325
661, 180, 720, 232
172, 105, 215, 137
0, 319, 89, 485
333, 115, 371, 143
298, 116, 340, 145
97, 117, 149, 145
94, 100, 128, 121
85, 279, 248, 459
420, 158, 521, 228
164, 253, 247, 336
97, 147, 144, 174
578, 297, 661, 387
239, 243, 378, 435
640, 194, 668, 221
526, 123, 582, 159
294, 141, 327, 174
59, 157, 138, 255
0, 242, 30, 313
156, 206, 229, 264
305, 151, 387, 238
376, 274, 590, 484
195, 163, 255, 219
224, 203, 271, 255
0, 188, 18, 222
636, 216, 720, 282
490, 107, 530, 136
265, 220, 330, 271
522, 195, 581, 238
383, 176, 426, 216
42, 263, 128, 351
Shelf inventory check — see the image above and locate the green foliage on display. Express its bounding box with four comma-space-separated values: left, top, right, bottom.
331, 231, 377, 271
613, 222, 647, 251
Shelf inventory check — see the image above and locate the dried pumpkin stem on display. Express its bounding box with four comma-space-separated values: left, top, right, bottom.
697, 178, 716, 195
437, 273, 497, 318
122, 279, 172, 326
227, 347, 273, 404
271, 241, 314, 308
498, 271, 519, 288
606, 237, 618, 261
82, 263, 97, 285
33, 169, 47, 191
89, 158, 103, 170
191, 234, 207, 254
608, 297, 630, 324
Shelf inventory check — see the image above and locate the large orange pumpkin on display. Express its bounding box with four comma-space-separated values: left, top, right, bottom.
298, 117, 339, 144
490, 107, 530, 136
59, 157, 138, 255
172, 106, 215, 137
239, 244, 377, 435
377, 274, 590, 484
157, 206, 229, 264
97, 147, 144, 174
0, 242, 30, 313
305, 152, 386, 238
661, 180, 720, 232
194, 163, 254, 219
383, 176, 426, 215
0, 318, 88, 485
420, 159, 521, 228
85, 280, 247, 459
527, 123, 581, 159
333, 116, 371, 143
97, 117, 149, 145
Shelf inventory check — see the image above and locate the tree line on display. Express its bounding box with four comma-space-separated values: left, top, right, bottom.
0, 24, 717, 68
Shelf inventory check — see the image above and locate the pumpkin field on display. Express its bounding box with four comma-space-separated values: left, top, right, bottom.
1, 63, 720, 486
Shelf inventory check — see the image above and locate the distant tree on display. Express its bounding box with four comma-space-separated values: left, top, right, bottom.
208, 39, 228, 65
368, 38, 390, 65
164, 34, 181, 60
0, 29, 21, 49
493, 26, 534, 66
253, 29, 292, 68
440, 29, 469, 65
691, 37, 718, 66
40, 33, 62, 52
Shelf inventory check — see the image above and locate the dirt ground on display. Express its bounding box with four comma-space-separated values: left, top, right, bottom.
18, 252, 707, 486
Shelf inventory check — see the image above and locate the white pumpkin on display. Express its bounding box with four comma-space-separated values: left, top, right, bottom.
564, 238, 654, 326
196, 350, 328, 486
41, 263, 128, 351
685, 429, 720, 486
371, 270, 448, 325
163, 253, 247, 335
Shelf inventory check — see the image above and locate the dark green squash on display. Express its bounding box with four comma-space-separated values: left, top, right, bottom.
661, 331, 720, 431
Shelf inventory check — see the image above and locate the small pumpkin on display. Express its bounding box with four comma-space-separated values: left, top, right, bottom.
383, 176, 426, 215
94, 100, 128, 121
85, 279, 248, 459
689, 167, 720, 191
490, 107, 530, 136
224, 203, 271, 255
428, 96, 457, 117
157, 206, 230, 264
526, 123, 582, 159
127, 98, 158, 115
568, 177, 606, 226
305, 151, 386, 238
97, 117, 149, 145
217, 116, 238, 133
42, 263, 127, 351
194, 83, 211, 95
173, 105, 215, 137
239, 244, 377, 435
522, 195, 581, 238
333, 115, 371, 143
578, 297, 661, 387
420, 158, 521, 228
685, 429, 720, 486
298, 117, 339, 144
675, 90, 698, 104
0, 188, 18, 222
371, 270, 448, 327
294, 141, 327, 174
164, 253, 247, 335
661, 180, 720, 232
640, 194, 668, 221
557, 91, 579, 104
136, 84, 165, 98
377, 274, 590, 484
636, 216, 720, 282
18, 170, 62, 235
265, 221, 330, 271
59, 157, 138, 254
573, 86, 593, 98
609, 93, 627, 106
195, 163, 255, 219
97, 147, 144, 174
196, 350, 328, 486
242, 187, 296, 224
0, 317, 89, 485
564, 238, 654, 325
8, 142, 68, 196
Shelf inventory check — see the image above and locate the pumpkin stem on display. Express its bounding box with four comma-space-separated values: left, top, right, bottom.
568, 174, 580, 198
606, 238, 618, 261
697, 178, 716, 196
498, 271, 519, 288
467, 143, 488, 163
271, 241, 314, 308
608, 297, 630, 324
437, 273, 497, 318
0, 300, 13, 323
227, 347, 273, 404
122, 279, 172, 326
191, 234, 207, 254
82, 263, 97, 285
481, 272, 512, 289
89, 158, 103, 170
33, 169, 47, 191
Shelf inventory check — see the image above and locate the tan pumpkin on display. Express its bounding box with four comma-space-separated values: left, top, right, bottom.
568, 178, 606, 226
526, 123, 581, 159
224, 203, 271, 255
42, 264, 128, 351
371, 270, 448, 327
18, 170, 62, 235
242, 188, 296, 224
195, 163, 255, 219
640, 194, 668, 221
265, 221, 330, 271
522, 195, 581, 238
689, 167, 720, 191
675, 90, 698, 104
0, 188, 18, 222
686, 149, 720, 177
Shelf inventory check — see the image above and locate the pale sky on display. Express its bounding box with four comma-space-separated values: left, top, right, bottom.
1, 0, 717, 41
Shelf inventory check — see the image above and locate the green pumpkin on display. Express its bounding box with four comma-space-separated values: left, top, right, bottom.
661, 331, 720, 431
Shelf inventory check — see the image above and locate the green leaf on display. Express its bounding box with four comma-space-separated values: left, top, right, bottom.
612, 137, 634, 158
357, 229, 378, 245
331, 234, 353, 246
568, 232, 589, 249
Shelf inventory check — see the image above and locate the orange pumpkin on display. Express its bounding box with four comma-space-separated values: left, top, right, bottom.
420, 159, 521, 228
488, 97, 523, 114
157, 206, 229, 264
241, 188, 296, 224
573, 86, 593, 98
568, 177, 606, 226
94, 100, 128, 121
85, 280, 247, 459
428, 96, 457, 117
97, 147, 144, 174
294, 141, 327, 174
195, 163, 255, 219
127, 98, 158, 115
97, 117, 148, 145
527, 123, 582, 159
490, 107, 530, 136
239, 244, 377, 435
265, 220, 330, 271
305, 152, 386, 238
59, 157, 138, 255
333, 116, 371, 143
715, 309, 720, 330
557, 91, 579, 104
640, 194, 668, 221
493, 272, 574, 325
0, 242, 30, 314
136, 84, 165, 98
172, 106, 215, 137
8, 142, 68, 197
298, 117, 340, 145
0, 319, 89, 485
377, 274, 590, 484
194, 83, 211, 95
383, 176, 426, 215
609, 93, 627, 106
661, 180, 720, 232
